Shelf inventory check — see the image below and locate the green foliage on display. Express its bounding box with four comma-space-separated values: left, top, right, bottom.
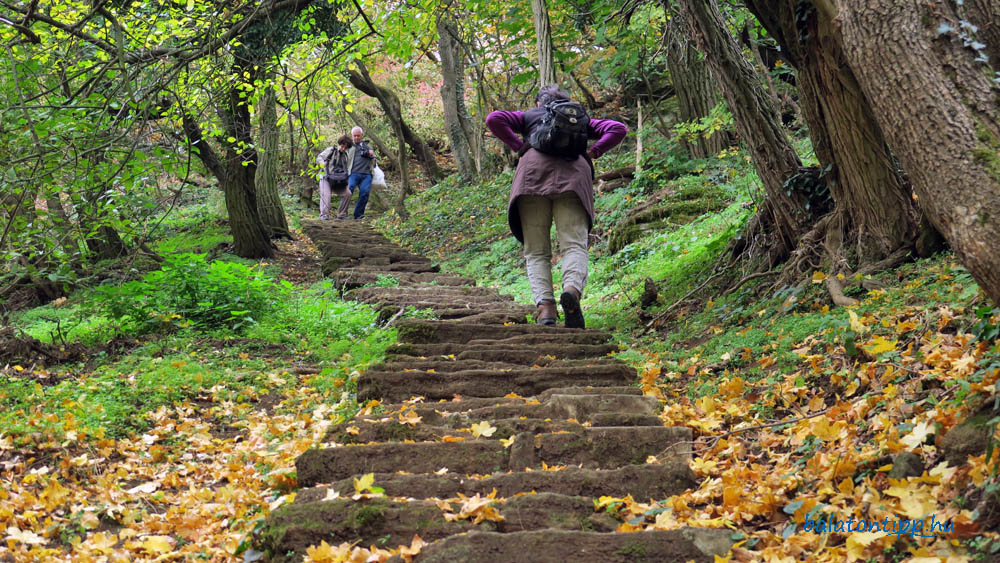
91, 253, 282, 334
9, 301, 112, 347
671, 103, 734, 147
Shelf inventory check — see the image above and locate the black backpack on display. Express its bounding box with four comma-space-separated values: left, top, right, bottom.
529, 100, 590, 158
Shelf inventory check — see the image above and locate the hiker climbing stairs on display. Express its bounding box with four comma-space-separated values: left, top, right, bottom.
260, 220, 733, 562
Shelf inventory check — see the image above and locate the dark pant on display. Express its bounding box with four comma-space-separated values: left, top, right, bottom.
348, 173, 373, 219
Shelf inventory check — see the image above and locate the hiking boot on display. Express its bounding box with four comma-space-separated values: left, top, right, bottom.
536, 300, 558, 326
560, 287, 585, 329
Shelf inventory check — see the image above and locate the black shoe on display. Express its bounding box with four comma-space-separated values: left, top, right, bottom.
560, 290, 585, 329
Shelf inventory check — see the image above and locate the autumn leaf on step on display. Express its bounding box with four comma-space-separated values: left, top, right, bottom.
501, 435, 516, 449
900, 420, 935, 450
399, 534, 427, 563
398, 409, 422, 426
353, 473, 377, 496
441, 492, 505, 524
470, 421, 497, 438
304, 540, 344, 562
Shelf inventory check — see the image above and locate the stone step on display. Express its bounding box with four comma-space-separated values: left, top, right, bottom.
326, 406, 662, 445
466, 333, 615, 347
428, 309, 533, 325
366, 299, 526, 312
396, 319, 610, 345
323, 258, 437, 276
330, 272, 475, 289
296, 426, 692, 486
296, 461, 695, 503
350, 286, 509, 300
261, 493, 622, 561
372, 386, 647, 416
328, 417, 586, 445
376, 357, 626, 374
316, 242, 424, 261
385, 528, 734, 563
358, 363, 635, 402
387, 342, 619, 362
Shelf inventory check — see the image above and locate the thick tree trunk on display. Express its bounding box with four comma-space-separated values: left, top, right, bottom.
254, 84, 291, 240
437, 18, 479, 181
677, 0, 810, 247
220, 58, 274, 259
347, 62, 442, 181
824, 0, 1000, 302
532, 0, 557, 86
665, 10, 728, 159
744, 0, 920, 263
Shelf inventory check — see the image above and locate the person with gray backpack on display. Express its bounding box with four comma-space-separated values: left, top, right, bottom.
486, 85, 626, 329
317, 135, 353, 220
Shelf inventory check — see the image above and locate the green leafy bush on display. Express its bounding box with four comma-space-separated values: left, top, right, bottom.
92, 253, 282, 334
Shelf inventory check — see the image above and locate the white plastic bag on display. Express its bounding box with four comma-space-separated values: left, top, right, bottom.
371, 165, 387, 188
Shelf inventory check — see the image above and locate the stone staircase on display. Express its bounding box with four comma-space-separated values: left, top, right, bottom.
259, 220, 731, 562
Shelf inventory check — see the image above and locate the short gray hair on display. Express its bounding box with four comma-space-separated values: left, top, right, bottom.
351, 126, 363, 135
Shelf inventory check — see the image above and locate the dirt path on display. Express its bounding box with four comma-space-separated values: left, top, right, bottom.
259, 220, 733, 562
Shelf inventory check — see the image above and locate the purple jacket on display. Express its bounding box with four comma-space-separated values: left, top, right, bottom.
485, 110, 627, 158
486, 109, 628, 242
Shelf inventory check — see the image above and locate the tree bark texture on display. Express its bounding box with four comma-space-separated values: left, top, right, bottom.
254, 85, 291, 239
676, 0, 810, 246
532, 0, 557, 86
182, 112, 226, 186
220, 58, 273, 259
964, 0, 1000, 70
665, 10, 728, 159
347, 61, 442, 181
393, 119, 411, 220
437, 18, 479, 181
828, 0, 1000, 302
744, 0, 919, 263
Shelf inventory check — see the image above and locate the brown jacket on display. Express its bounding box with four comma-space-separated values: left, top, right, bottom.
508, 149, 594, 242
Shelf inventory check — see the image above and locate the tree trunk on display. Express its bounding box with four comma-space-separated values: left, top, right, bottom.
744, 0, 920, 263
220, 58, 274, 259
676, 0, 810, 248
437, 18, 478, 182
825, 0, 1000, 302
964, 0, 1000, 70
392, 120, 411, 220
182, 112, 226, 186
532, 0, 557, 86
254, 84, 291, 240
665, 9, 728, 159
347, 61, 442, 181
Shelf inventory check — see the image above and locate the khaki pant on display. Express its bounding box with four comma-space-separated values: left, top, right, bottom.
517, 193, 589, 305
320, 177, 352, 219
